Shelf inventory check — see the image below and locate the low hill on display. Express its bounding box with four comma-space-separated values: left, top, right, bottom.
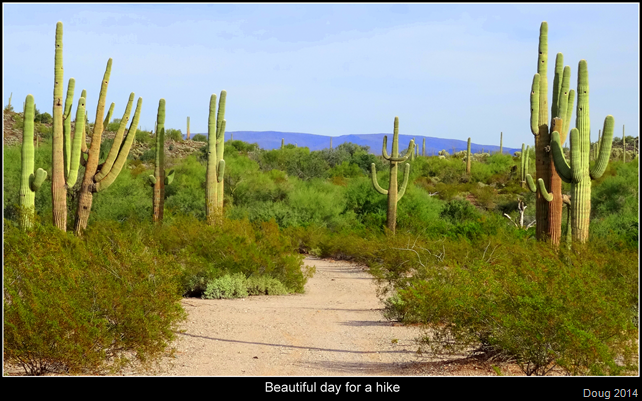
192, 131, 522, 156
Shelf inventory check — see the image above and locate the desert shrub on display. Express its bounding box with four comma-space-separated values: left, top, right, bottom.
227, 139, 259, 153
387, 238, 638, 376
3, 220, 186, 375
139, 147, 156, 163
148, 216, 311, 297
440, 199, 481, 223
191, 134, 207, 142
135, 129, 155, 146
328, 160, 364, 178
165, 128, 183, 142
202, 273, 289, 299
203, 273, 249, 299
106, 118, 121, 132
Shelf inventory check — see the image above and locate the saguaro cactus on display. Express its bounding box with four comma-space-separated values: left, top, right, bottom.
529, 22, 575, 245
550, 60, 614, 244
422, 138, 426, 157
74, 57, 143, 236
19, 95, 48, 230
148, 99, 175, 223
371, 117, 414, 234
466, 138, 472, 174
206, 92, 227, 225
50, 22, 90, 231
622, 125, 626, 162
281, 138, 284, 149
520, 143, 530, 188
499, 132, 503, 154
187, 116, 190, 140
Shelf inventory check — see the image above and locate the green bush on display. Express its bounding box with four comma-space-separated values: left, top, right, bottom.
381, 236, 638, 376
191, 134, 207, 142
3, 220, 186, 375
165, 128, 183, 142
136, 129, 155, 146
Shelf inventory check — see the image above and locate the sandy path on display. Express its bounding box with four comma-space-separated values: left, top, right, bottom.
147, 256, 436, 376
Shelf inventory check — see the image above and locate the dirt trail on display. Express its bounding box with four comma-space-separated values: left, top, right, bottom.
135, 256, 508, 376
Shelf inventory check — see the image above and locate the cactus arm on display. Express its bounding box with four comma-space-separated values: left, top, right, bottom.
31, 168, 48, 192
370, 163, 388, 195
537, 178, 553, 201
526, 174, 537, 193
397, 163, 411, 201
148, 175, 156, 185
66, 96, 86, 187
564, 89, 575, 137
63, 78, 75, 177
94, 93, 134, 181
568, 128, 584, 184
165, 169, 175, 186
530, 74, 540, 136
381, 135, 391, 159
388, 140, 414, 162
217, 160, 225, 183
590, 115, 614, 180
551, 53, 563, 120
94, 97, 143, 192
550, 131, 573, 183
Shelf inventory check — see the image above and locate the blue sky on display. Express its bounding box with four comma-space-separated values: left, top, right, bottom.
3, 3, 639, 148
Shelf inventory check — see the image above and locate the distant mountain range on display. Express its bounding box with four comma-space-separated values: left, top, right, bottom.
186, 131, 521, 156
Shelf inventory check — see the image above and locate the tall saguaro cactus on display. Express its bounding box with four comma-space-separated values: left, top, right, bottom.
499, 132, 503, 154
74, 57, 143, 236
371, 117, 414, 234
19, 95, 48, 230
186, 116, 190, 140
51, 22, 89, 231
51, 21, 67, 230
206, 92, 227, 225
528, 22, 575, 245
550, 60, 614, 244
149, 99, 175, 223
422, 138, 426, 157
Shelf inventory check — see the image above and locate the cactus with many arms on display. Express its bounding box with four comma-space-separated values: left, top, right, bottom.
206, 92, 226, 225
74, 56, 143, 236
148, 99, 175, 223
528, 22, 575, 245
19, 95, 48, 229
550, 60, 614, 244
371, 117, 414, 234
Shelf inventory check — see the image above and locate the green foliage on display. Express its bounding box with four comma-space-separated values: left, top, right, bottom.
202, 273, 289, 299
165, 128, 183, 142
106, 118, 121, 132
3, 220, 186, 375
135, 129, 155, 146
191, 133, 207, 142
382, 237, 638, 376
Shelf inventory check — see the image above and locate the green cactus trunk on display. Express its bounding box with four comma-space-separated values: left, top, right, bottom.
499, 132, 503, 154
51, 21, 67, 231
550, 60, 614, 244
466, 137, 471, 174
371, 117, 413, 234
622, 125, 625, 162
187, 116, 190, 140
206, 92, 226, 225
422, 138, 426, 157
152, 99, 166, 223
19, 94, 48, 230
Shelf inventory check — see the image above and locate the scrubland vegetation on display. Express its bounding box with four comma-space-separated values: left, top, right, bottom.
3, 117, 639, 375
